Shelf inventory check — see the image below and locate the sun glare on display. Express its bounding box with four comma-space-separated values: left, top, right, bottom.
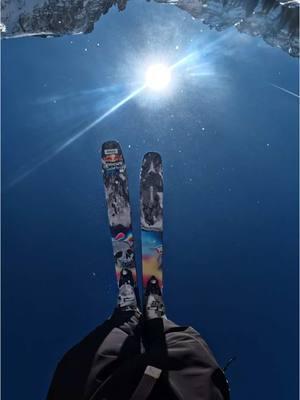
145, 63, 171, 91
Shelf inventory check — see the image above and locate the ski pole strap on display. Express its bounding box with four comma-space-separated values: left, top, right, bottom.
129, 365, 162, 400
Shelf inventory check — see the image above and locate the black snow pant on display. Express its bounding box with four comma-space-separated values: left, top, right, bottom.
47, 309, 229, 400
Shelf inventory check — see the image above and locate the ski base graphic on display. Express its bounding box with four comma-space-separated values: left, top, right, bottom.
141, 230, 163, 289
140, 152, 163, 289
101, 140, 137, 286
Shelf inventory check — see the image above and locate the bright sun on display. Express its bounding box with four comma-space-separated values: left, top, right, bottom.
145, 63, 171, 91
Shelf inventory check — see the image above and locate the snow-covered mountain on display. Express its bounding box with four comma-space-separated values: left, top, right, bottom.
1, 0, 299, 57
1, 0, 128, 38
157, 0, 299, 57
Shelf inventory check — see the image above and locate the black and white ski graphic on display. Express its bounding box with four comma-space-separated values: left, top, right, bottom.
140, 152, 163, 289
101, 140, 137, 286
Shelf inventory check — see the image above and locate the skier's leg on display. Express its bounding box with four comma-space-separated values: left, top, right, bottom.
83, 308, 142, 399
157, 319, 230, 400
47, 306, 142, 400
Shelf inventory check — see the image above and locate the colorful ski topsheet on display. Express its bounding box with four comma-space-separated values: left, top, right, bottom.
140, 152, 163, 289
101, 140, 137, 285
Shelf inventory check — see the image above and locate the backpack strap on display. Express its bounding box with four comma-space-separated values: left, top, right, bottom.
129, 365, 162, 400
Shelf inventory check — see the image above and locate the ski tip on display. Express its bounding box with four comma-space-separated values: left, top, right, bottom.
101, 140, 125, 171
141, 152, 163, 174
101, 140, 124, 159
142, 152, 162, 166
143, 152, 161, 159
101, 140, 122, 153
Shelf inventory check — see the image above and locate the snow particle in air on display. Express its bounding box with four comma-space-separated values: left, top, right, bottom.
128, 144, 131, 149
175, 45, 179, 50
92, 272, 96, 277
202, 127, 205, 131
0, 23, 6, 33
84, 48, 88, 52
97, 43, 100, 47
266, 143, 270, 147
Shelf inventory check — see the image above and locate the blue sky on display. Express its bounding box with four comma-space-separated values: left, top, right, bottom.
2, 1, 299, 399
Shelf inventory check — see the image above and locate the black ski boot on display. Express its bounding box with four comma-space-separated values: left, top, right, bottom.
119, 267, 135, 287
144, 276, 166, 319
118, 268, 137, 311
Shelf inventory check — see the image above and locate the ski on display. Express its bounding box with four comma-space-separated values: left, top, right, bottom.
140, 152, 163, 290
101, 140, 137, 287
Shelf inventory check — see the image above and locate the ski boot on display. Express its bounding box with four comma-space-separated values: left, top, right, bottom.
118, 268, 138, 311
144, 276, 166, 319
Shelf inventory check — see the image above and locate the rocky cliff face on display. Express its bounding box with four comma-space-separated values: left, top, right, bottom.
156, 0, 299, 57
1, 0, 299, 57
1, 0, 128, 38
